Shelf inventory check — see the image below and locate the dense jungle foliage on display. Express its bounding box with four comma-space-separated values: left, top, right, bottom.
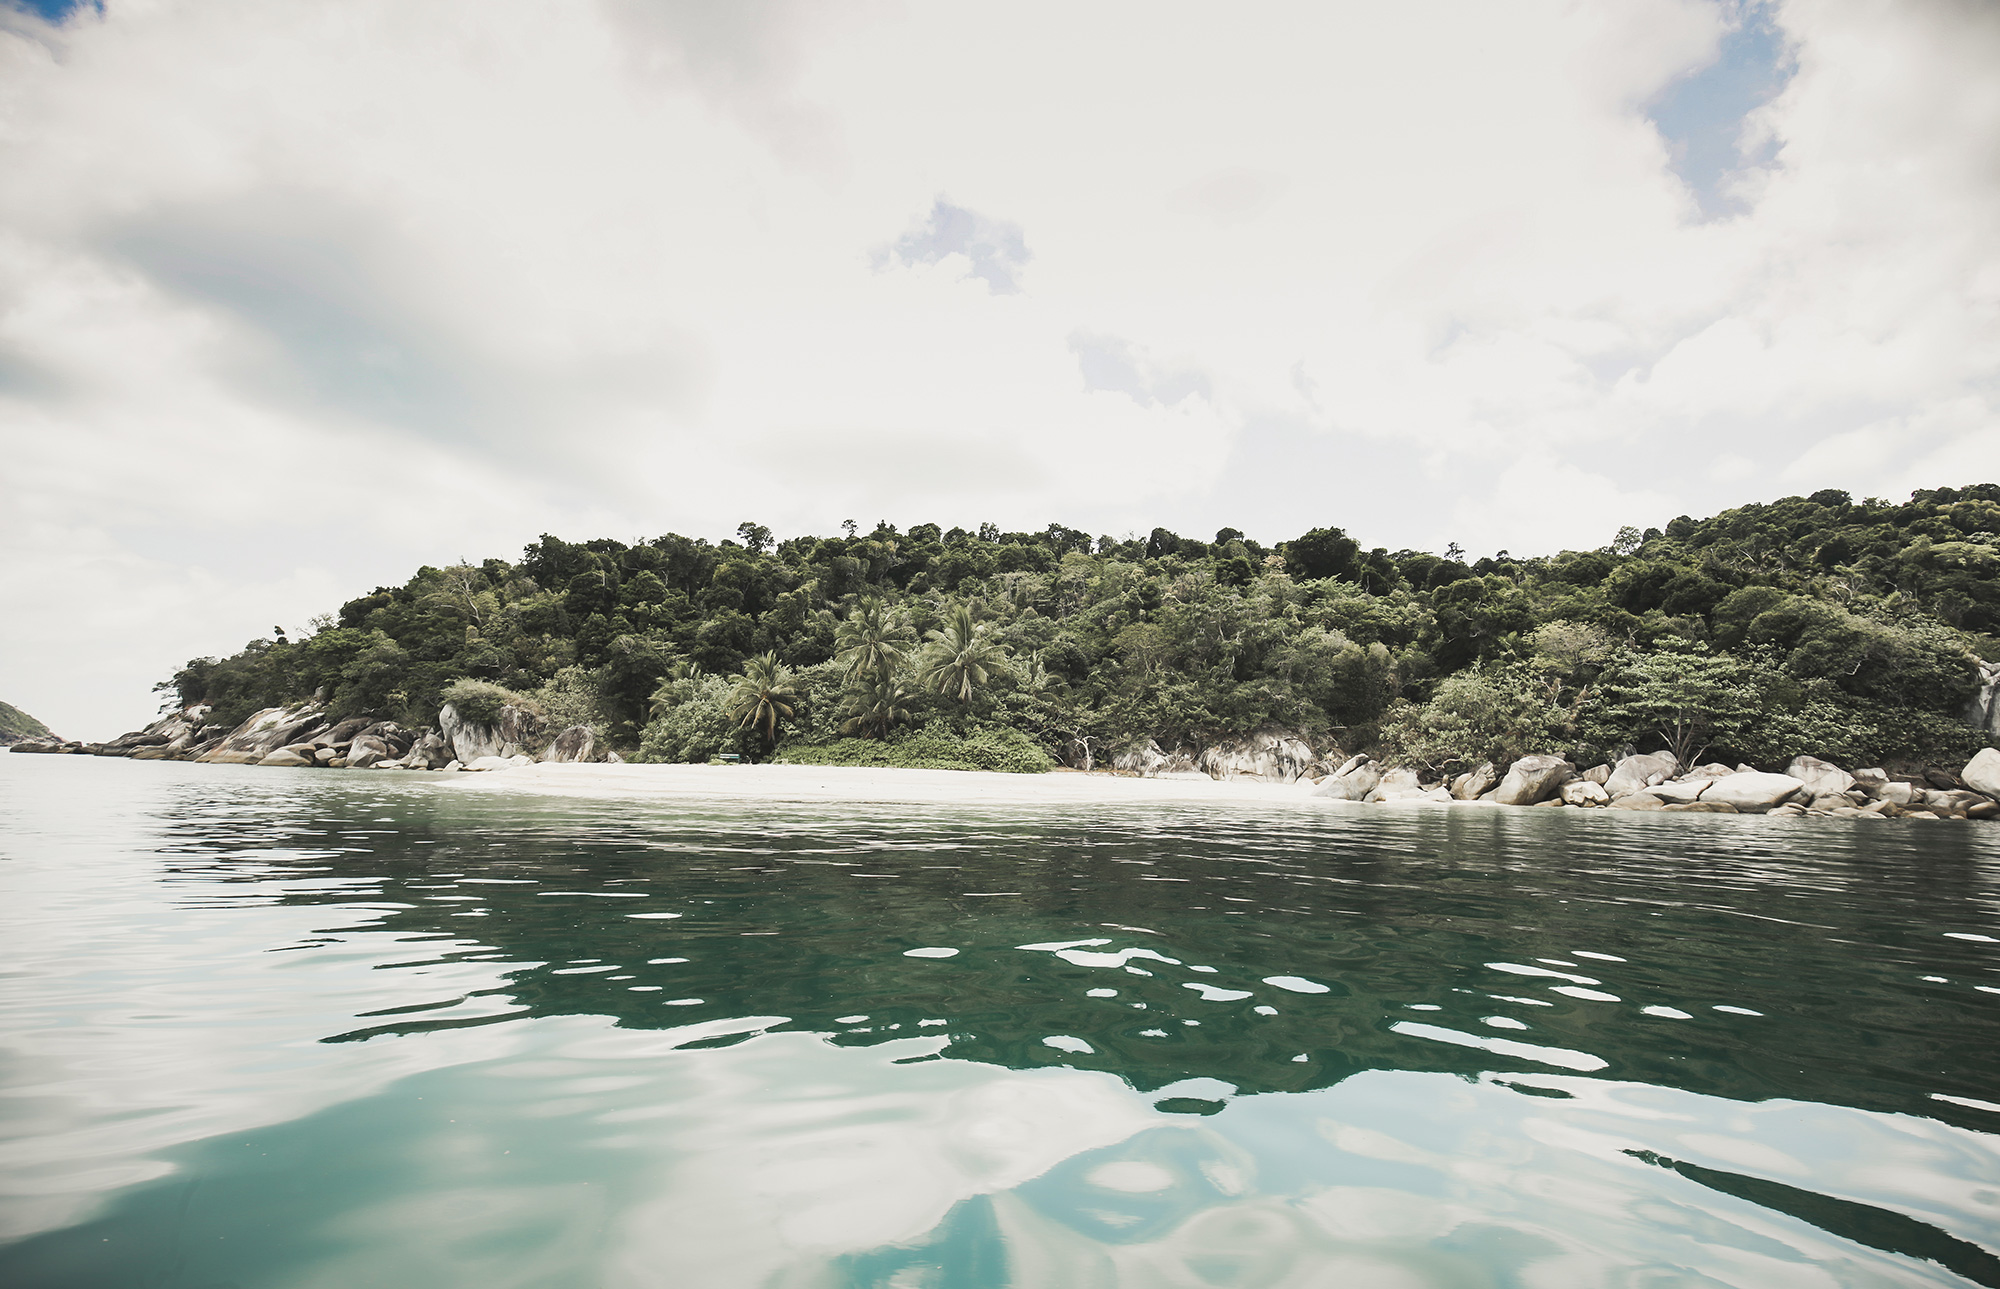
160, 485, 2000, 773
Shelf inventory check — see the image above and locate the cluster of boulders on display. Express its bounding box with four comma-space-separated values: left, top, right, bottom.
1311, 747, 2000, 821
10, 700, 619, 774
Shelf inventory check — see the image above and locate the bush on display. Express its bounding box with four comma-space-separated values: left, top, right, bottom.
775, 721, 1053, 773
439, 678, 540, 726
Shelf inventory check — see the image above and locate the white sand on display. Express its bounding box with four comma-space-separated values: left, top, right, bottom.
434, 761, 1332, 808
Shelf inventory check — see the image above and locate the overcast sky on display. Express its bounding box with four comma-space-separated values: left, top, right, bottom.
3, 0, 1997, 739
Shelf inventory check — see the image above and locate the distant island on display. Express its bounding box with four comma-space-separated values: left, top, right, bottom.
0, 699, 56, 747
17, 486, 2000, 810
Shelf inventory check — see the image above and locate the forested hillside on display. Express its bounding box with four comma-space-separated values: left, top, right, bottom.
0, 699, 55, 745
159, 485, 2000, 774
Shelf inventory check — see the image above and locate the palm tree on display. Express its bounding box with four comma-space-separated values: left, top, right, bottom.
915, 603, 1005, 703
839, 673, 917, 739
727, 652, 796, 748
834, 599, 914, 683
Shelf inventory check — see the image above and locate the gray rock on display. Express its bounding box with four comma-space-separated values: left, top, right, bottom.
1366, 768, 1425, 802
1561, 779, 1610, 807
465, 756, 513, 772
1963, 747, 2000, 799
1686, 763, 1737, 780
1876, 781, 1920, 807
257, 749, 313, 767
439, 703, 543, 765
196, 704, 328, 764
1701, 772, 1806, 813
1609, 792, 1667, 810
1581, 763, 1611, 785
1312, 759, 1383, 801
402, 732, 451, 770
1663, 801, 1740, 813
346, 736, 390, 769
1786, 755, 1855, 798
1605, 752, 1678, 798
1450, 761, 1498, 800
1492, 755, 1575, 806
1652, 779, 1710, 804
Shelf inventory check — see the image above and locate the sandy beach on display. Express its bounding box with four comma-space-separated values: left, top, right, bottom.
435, 761, 1333, 808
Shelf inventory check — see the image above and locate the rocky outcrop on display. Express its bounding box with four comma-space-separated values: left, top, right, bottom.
438, 702, 543, 764
1605, 752, 1678, 799
1560, 779, 1610, 807
1450, 761, 1498, 800
539, 725, 623, 764
197, 704, 328, 764
1113, 739, 1201, 778
1965, 747, 2000, 799
1365, 767, 1425, 802
1312, 755, 1383, 801
1786, 755, 1855, 798
1701, 772, 1806, 813
1491, 755, 1574, 806
1967, 661, 2000, 740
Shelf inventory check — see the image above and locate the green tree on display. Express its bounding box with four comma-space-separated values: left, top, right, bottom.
728, 651, 797, 749
915, 603, 1005, 703
1593, 638, 1763, 767
833, 599, 915, 683
839, 673, 917, 739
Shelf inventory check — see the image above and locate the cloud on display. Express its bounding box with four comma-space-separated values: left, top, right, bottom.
0, 0, 1996, 735
877, 198, 1032, 294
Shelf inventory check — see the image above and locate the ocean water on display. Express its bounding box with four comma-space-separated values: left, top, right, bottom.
2, 754, 1998, 1288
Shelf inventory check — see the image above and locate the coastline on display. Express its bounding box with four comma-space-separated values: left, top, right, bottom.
431, 761, 1332, 808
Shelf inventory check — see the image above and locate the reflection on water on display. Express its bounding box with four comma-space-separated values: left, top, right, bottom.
1, 756, 1997, 1286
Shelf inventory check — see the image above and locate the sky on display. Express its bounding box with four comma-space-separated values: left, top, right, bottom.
2, 0, 1998, 739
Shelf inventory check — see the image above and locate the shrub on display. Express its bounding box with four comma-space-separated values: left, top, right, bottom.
439, 678, 540, 726
775, 721, 1052, 773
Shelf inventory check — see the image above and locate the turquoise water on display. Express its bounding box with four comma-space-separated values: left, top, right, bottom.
2, 755, 1998, 1287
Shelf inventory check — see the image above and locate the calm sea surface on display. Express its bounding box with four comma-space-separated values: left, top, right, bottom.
3, 755, 1999, 1287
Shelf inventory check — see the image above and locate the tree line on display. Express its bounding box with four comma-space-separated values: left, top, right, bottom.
160, 485, 2000, 773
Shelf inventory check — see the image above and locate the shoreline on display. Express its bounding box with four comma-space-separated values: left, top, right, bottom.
432, 761, 1331, 808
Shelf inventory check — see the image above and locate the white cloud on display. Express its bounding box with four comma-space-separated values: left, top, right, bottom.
0, 0, 1995, 736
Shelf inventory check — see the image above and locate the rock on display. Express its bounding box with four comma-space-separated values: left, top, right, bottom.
1768, 803, 1807, 817
346, 736, 391, 769
1663, 801, 1740, 813
403, 732, 452, 770
1851, 768, 1890, 791
1113, 739, 1200, 778
1450, 761, 1498, 800
439, 702, 543, 765
1651, 780, 1710, 804
1905, 810, 1942, 820
508, 754, 534, 767
603, 751, 624, 765
1786, 755, 1855, 798
1492, 755, 1574, 806
1968, 660, 2000, 741
441, 760, 462, 772
1701, 772, 1806, 813
1605, 752, 1678, 798
1923, 766, 1966, 791
1581, 764, 1611, 786
309, 717, 374, 750
1608, 792, 1667, 810
196, 704, 327, 764
539, 725, 600, 764
1963, 747, 2000, 799
465, 756, 513, 772
258, 749, 313, 767
1366, 768, 1425, 802
129, 746, 174, 760
1312, 759, 1383, 801
1968, 799, 1998, 820
314, 747, 340, 764
1686, 763, 1736, 780
1876, 781, 1920, 808
1560, 779, 1610, 807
